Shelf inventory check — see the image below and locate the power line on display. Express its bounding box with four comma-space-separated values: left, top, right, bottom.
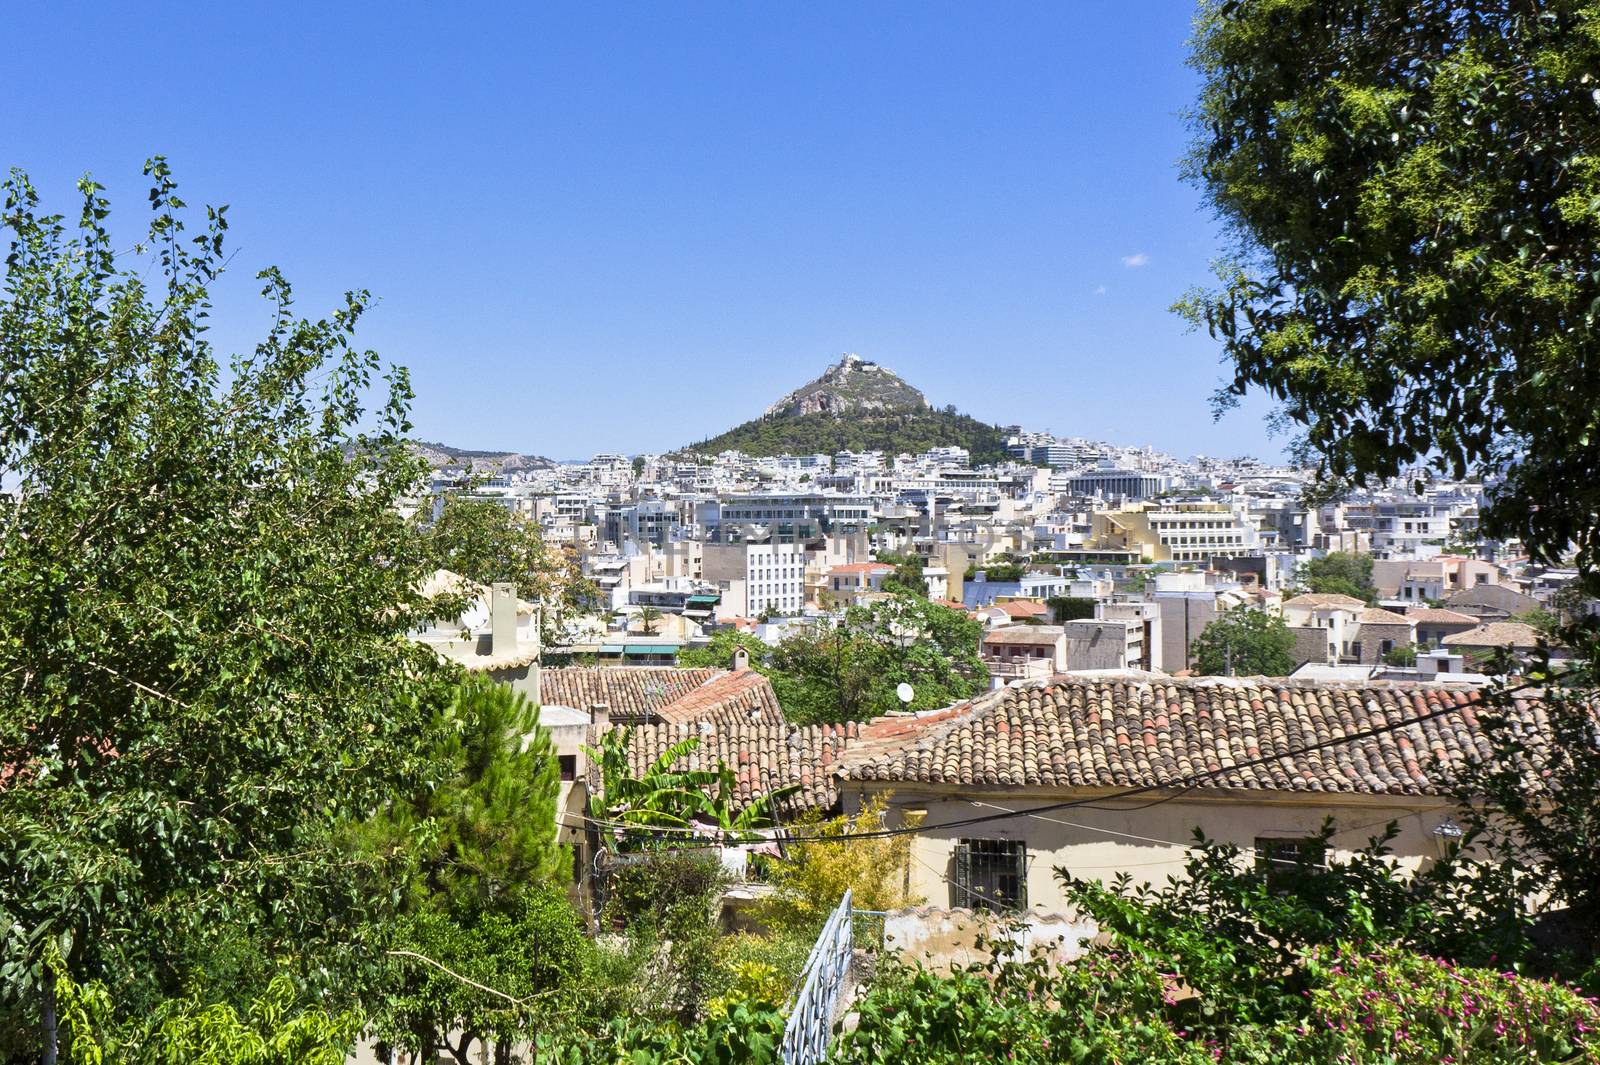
576, 676, 1541, 845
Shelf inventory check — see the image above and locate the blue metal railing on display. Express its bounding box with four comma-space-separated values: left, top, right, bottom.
780, 889, 854, 1065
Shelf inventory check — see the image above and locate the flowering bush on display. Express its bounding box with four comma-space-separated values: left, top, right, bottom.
1306, 948, 1600, 1064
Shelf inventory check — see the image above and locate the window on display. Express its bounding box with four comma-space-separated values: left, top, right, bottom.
1255, 836, 1328, 890
558, 755, 577, 782
950, 838, 1028, 911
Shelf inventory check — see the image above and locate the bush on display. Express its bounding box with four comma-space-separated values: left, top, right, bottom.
755, 794, 920, 937
1306, 947, 1600, 1064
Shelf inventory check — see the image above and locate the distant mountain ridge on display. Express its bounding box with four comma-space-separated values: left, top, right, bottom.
679, 354, 1010, 463
410, 440, 557, 471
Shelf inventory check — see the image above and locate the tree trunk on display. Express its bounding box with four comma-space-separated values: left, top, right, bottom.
40, 967, 58, 1065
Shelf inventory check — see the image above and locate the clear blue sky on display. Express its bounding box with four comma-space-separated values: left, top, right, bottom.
1, 2, 1282, 461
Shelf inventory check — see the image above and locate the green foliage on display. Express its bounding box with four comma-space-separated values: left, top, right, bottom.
755, 794, 920, 936
1062, 820, 1548, 1040
0, 162, 456, 1051
880, 554, 929, 598
1294, 552, 1378, 604
373, 676, 571, 913
838, 944, 1206, 1064
1192, 606, 1297, 677
769, 594, 987, 724
602, 852, 731, 1023
1307, 947, 1600, 1064
965, 562, 1025, 582
1383, 642, 1420, 667
584, 728, 792, 841
48, 951, 361, 1065
1047, 596, 1097, 623
676, 631, 771, 672
379, 887, 591, 1063
541, 999, 787, 1065
425, 495, 595, 627
682, 409, 1010, 465
1181, 0, 1600, 581
1450, 663, 1600, 965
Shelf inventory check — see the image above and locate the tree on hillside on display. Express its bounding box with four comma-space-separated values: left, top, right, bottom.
0, 162, 457, 1057
1192, 607, 1297, 677
423, 496, 595, 638
1182, 0, 1600, 583
1294, 553, 1378, 604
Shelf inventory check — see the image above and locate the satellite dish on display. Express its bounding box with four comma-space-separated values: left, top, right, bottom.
896, 682, 915, 704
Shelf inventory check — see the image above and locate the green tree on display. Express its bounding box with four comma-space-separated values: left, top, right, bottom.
676, 631, 771, 673
1295, 553, 1377, 604
770, 595, 987, 724
375, 677, 570, 913
1192, 606, 1297, 677
1047, 596, 1097, 623
1182, 0, 1600, 582
637, 606, 662, 636
879, 554, 929, 598
423, 497, 594, 638
1382, 643, 1419, 667
381, 888, 591, 1065
367, 678, 579, 1063
0, 162, 455, 1056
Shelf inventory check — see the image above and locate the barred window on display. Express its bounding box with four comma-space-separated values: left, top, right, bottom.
950, 838, 1028, 912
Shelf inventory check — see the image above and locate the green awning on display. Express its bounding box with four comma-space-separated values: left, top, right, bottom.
624, 644, 678, 655
685, 594, 720, 604
599, 644, 625, 654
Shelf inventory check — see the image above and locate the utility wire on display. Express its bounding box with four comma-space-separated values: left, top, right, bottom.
577, 677, 1541, 845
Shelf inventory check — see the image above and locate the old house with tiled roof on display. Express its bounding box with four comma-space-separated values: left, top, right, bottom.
541, 665, 783, 729
832, 674, 1518, 913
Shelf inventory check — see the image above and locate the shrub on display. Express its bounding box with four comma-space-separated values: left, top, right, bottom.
1306, 947, 1600, 1064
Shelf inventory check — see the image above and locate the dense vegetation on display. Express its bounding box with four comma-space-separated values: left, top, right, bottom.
1182, 0, 1600, 581
1294, 552, 1379, 604
680, 407, 1010, 464
1192, 605, 1298, 676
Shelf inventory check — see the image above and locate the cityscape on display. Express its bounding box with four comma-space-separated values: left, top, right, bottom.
4, 4, 1599, 1065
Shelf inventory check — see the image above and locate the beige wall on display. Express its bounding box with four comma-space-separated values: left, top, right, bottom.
843, 785, 1456, 913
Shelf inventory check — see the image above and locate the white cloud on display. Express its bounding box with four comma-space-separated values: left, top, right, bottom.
1093, 285, 1108, 296
1121, 253, 1150, 268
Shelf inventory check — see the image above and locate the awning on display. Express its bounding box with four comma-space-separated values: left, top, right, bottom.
625, 644, 678, 655
599, 643, 625, 654
686, 594, 720, 605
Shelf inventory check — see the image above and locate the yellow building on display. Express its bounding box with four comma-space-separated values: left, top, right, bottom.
1089, 502, 1255, 564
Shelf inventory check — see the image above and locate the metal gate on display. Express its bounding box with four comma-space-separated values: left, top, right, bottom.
779, 889, 854, 1065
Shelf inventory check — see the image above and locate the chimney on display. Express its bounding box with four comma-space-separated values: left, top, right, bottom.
491, 582, 518, 657
590, 702, 609, 730
732, 646, 750, 672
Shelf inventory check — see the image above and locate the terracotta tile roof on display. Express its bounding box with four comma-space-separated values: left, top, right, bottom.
997, 600, 1051, 619
828, 562, 895, 576
654, 668, 785, 728
836, 676, 1524, 797
1441, 622, 1543, 649
1283, 593, 1368, 610
597, 720, 861, 816
542, 666, 783, 727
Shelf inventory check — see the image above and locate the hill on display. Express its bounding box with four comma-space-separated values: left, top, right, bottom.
679, 354, 1010, 463
410, 441, 557, 471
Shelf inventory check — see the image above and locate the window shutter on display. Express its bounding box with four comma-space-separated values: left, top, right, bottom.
1012, 843, 1029, 910
950, 842, 972, 909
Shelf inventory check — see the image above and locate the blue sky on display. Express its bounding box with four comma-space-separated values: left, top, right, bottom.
1, 2, 1282, 461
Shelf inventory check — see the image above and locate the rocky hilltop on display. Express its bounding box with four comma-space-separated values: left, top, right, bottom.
679, 354, 1008, 463
762, 354, 928, 418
